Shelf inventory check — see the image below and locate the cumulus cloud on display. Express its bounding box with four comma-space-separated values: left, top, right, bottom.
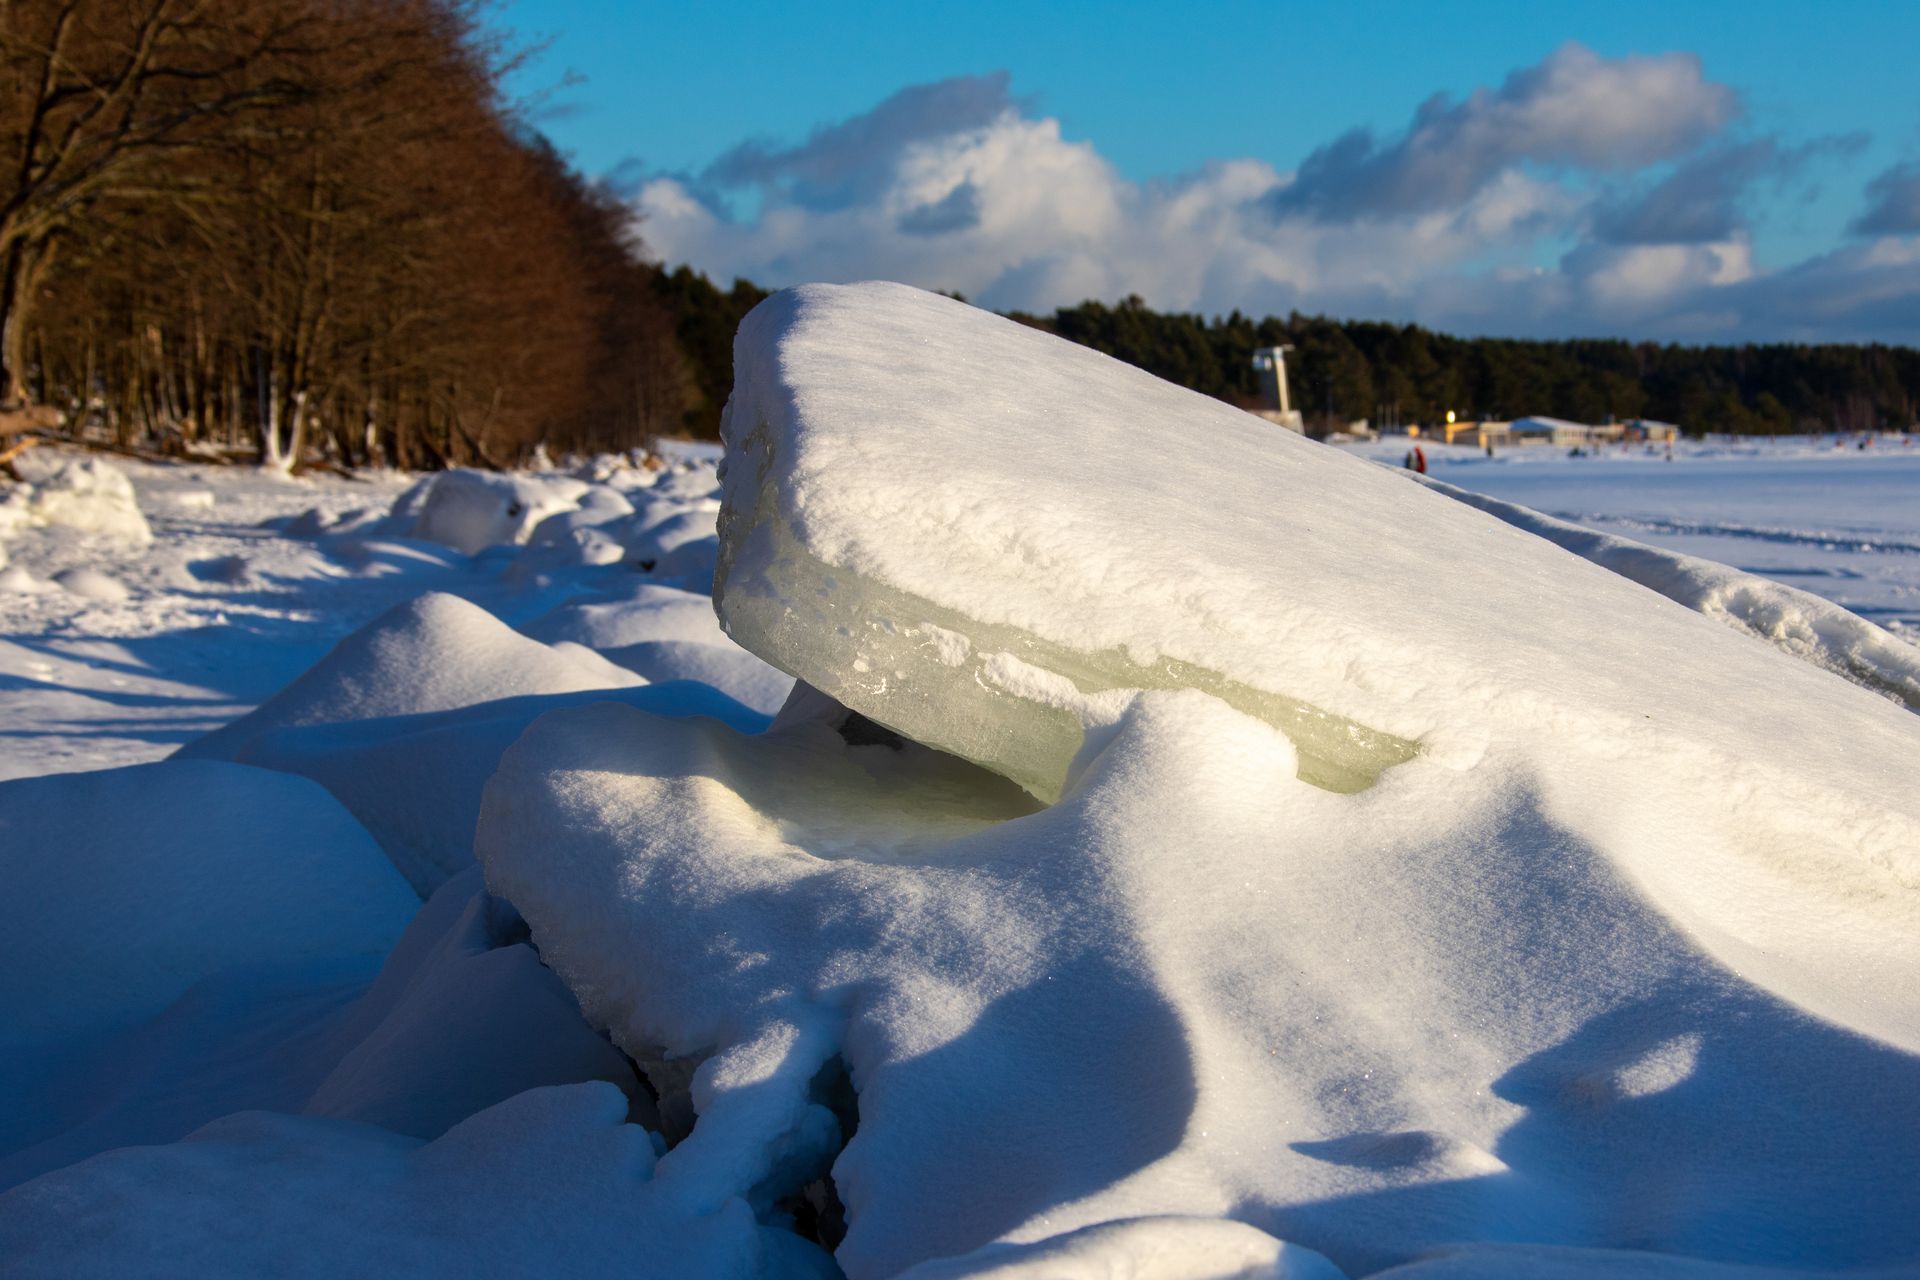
702, 72, 1027, 211
630, 46, 1918, 342
1593, 135, 1866, 245
1268, 43, 1737, 221
1853, 162, 1920, 236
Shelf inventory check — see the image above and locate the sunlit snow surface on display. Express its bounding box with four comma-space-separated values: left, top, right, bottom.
4, 286, 1920, 1278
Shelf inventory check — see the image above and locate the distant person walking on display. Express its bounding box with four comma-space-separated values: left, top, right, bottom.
1403, 445, 1427, 474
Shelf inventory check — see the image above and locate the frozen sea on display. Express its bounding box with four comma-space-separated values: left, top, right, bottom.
1342, 436, 1920, 642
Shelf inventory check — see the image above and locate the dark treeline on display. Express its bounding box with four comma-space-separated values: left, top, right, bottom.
1011, 295, 1920, 436
5, 3, 1914, 469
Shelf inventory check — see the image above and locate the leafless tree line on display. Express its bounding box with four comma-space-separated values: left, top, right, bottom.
2, 0, 692, 470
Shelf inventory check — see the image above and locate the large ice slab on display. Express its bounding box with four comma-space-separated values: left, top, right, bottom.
714, 284, 1920, 825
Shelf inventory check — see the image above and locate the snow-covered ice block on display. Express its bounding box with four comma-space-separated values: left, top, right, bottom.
714, 291, 1920, 1015
716, 285, 1920, 815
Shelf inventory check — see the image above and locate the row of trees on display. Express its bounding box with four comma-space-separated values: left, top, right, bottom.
5, 3, 1914, 467
2, 0, 695, 470
1017, 296, 1920, 436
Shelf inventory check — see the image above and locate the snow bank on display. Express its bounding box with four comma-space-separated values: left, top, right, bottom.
1412, 473, 1920, 713
0, 455, 151, 543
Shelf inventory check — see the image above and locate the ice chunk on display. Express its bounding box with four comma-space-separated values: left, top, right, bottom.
715, 284, 1920, 826
0, 456, 151, 543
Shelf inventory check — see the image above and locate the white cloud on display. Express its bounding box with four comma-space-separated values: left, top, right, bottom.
631, 51, 1920, 342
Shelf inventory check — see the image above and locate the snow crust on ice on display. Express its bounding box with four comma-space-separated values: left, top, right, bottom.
1412, 473, 1920, 712
714, 284, 1920, 1039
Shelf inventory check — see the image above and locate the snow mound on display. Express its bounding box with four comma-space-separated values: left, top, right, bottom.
0, 760, 413, 1082
597, 639, 792, 715
52, 566, 129, 601
0, 866, 642, 1193
478, 688, 1920, 1279
206, 678, 769, 897
0, 456, 151, 543
0, 1083, 835, 1279
524, 583, 732, 649
896, 1218, 1343, 1280
401, 468, 587, 554
180, 592, 639, 761
0, 563, 50, 592
1413, 473, 1920, 713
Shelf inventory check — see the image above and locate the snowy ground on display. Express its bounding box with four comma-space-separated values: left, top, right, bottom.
4, 287, 1919, 1279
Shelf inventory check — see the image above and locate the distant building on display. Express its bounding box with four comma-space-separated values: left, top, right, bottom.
1510, 417, 1625, 446
1623, 418, 1681, 444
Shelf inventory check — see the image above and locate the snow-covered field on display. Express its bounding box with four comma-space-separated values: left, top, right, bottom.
3, 284, 1919, 1279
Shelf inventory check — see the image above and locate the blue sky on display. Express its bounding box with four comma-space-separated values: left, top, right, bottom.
497, 0, 1920, 342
